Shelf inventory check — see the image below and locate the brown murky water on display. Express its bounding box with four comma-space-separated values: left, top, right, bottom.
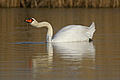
0, 8, 120, 80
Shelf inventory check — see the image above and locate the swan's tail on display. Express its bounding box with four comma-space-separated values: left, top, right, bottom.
86, 22, 96, 39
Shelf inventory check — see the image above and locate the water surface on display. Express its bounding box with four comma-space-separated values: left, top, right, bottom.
0, 8, 120, 80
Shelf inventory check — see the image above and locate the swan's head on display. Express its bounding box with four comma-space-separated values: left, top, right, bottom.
25, 18, 38, 27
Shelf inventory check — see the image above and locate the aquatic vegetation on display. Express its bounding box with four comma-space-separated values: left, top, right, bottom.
0, 0, 120, 8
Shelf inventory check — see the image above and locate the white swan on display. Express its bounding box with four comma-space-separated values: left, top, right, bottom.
25, 18, 95, 42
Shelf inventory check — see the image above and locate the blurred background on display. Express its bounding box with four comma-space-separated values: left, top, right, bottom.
0, 0, 120, 8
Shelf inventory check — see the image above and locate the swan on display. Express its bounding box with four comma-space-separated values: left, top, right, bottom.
25, 18, 95, 42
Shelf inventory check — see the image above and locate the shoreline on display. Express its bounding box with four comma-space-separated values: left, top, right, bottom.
0, 0, 120, 8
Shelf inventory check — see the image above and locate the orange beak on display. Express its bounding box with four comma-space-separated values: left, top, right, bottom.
26, 19, 32, 23
25, 18, 33, 23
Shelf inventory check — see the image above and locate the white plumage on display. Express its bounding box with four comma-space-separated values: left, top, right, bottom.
52, 22, 95, 42
25, 18, 95, 42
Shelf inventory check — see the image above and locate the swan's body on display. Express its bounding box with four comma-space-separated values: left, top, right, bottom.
25, 18, 95, 42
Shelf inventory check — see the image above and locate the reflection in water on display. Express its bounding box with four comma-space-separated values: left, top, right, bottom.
31, 42, 95, 79
53, 42, 95, 61
30, 43, 53, 75
31, 43, 53, 78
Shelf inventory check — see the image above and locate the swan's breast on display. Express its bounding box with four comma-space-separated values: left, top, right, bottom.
52, 25, 89, 42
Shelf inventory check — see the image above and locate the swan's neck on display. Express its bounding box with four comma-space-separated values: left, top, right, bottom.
31, 21, 53, 42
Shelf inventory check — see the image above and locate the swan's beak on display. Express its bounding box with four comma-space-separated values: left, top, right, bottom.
24, 19, 30, 23
24, 18, 34, 23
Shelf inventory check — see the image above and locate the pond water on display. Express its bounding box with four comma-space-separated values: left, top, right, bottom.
0, 8, 120, 80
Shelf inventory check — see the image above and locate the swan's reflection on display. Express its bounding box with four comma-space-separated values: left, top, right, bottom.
52, 42, 95, 61
31, 43, 53, 74
31, 42, 95, 77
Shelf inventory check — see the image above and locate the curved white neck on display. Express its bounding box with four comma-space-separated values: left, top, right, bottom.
30, 21, 53, 42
